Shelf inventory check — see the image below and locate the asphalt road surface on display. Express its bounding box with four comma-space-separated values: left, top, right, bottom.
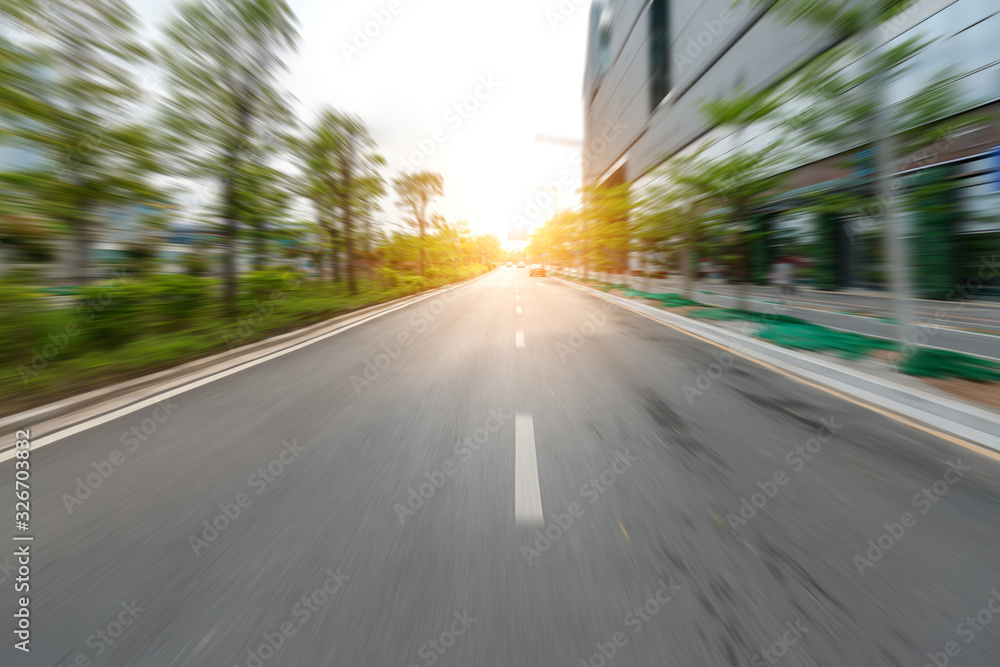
3, 268, 1000, 666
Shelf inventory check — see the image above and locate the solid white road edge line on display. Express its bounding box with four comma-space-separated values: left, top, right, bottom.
0, 278, 483, 463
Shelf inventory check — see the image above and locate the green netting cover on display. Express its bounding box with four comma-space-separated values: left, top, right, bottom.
624, 290, 705, 307
686, 308, 747, 321
757, 320, 897, 360
898, 348, 1000, 382
687, 308, 806, 325
687, 308, 895, 360
655, 300, 1000, 382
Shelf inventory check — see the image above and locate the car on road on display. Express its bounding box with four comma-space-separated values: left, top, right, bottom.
505, 261, 513, 268
517, 261, 525, 268
529, 264, 545, 277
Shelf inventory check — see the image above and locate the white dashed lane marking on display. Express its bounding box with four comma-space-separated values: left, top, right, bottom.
515, 413, 543, 525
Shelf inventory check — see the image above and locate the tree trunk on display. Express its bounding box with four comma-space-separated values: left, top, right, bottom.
343, 151, 356, 294
222, 174, 238, 318
252, 221, 265, 272
683, 244, 693, 299
223, 97, 251, 319
418, 218, 425, 278
330, 226, 340, 284
69, 219, 93, 287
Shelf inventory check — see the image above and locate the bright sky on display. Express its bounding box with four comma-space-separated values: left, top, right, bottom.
132, 0, 590, 244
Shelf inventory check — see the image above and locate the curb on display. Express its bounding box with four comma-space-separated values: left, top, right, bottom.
554, 276, 1000, 452
0, 273, 490, 435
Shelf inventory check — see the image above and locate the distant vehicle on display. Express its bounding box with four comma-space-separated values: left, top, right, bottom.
517, 261, 526, 268
529, 264, 545, 277
505, 261, 513, 268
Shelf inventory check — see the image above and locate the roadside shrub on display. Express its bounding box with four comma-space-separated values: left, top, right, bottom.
240, 270, 297, 312
142, 275, 214, 329
399, 275, 426, 292
0, 281, 66, 368
75, 274, 144, 349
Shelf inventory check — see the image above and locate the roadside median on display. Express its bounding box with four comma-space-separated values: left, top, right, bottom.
553, 275, 1000, 454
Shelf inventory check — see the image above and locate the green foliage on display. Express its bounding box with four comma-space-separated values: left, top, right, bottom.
142, 275, 214, 327
240, 270, 292, 309
0, 282, 66, 367
0, 0, 160, 284
393, 171, 445, 277
75, 278, 146, 348
811, 211, 842, 291
907, 166, 957, 300
160, 0, 300, 313
581, 182, 635, 274
291, 108, 386, 292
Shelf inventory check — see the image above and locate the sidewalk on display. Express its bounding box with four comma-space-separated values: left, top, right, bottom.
559, 269, 1000, 362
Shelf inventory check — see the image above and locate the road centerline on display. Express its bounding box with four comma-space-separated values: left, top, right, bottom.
515, 413, 543, 525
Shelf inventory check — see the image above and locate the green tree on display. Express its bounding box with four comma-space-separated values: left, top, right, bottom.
0, 0, 158, 285
293, 109, 385, 293
393, 171, 444, 278
579, 182, 634, 282
160, 0, 298, 315
636, 152, 716, 298
239, 162, 293, 271
740, 0, 985, 334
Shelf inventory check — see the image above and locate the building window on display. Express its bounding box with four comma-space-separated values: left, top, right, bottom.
589, 1, 613, 87
649, 0, 670, 110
